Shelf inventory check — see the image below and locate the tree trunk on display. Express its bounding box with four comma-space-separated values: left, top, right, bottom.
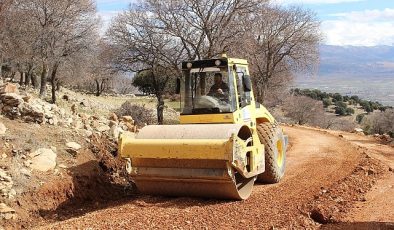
156, 95, 164, 125
19, 72, 25, 86
31, 74, 38, 89
0, 54, 3, 80
50, 62, 59, 104
95, 79, 101, 96
56, 81, 61, 91
25, 64, 33, 87
39, 62, 48, 98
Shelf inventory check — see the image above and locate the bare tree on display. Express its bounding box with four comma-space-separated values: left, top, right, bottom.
107, 7, 182, 124
362, 109, 394, 136
239, 5, 321, 102
143, 0, 263, 59
283, 96, 324, 125
11, 0, 98, 102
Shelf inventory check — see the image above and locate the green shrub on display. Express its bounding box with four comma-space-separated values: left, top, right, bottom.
323, 98, 332, 108
345, 107, 355, 115
356, 114, 365, 124
335, 106, 347, 116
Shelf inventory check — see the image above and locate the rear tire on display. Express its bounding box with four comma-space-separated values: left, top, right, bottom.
256, 122, 286, 183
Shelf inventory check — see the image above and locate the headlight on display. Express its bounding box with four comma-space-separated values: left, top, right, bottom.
215, 60, 221, 66
186, 62, 193, 68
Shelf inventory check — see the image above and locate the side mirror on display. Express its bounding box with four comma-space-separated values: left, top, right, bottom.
243, 75, 252, 92
175, 78, 181, 94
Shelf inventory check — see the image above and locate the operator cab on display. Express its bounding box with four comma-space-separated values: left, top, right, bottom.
180, 58, 253, 116
180, 58, 237, 115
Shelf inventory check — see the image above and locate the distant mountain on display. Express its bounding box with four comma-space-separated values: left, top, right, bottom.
295, 45, 394, 106
318, 45, 394, 77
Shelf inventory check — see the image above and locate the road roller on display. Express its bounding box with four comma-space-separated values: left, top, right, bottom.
119, 56, 288, 200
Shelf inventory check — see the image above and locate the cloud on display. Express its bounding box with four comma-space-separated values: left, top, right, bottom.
330, 8, 394, 22
323, 8, 394, 46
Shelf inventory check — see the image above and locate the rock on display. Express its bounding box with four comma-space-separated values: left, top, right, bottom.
30, 148, 57, 172
97, 125, 110, 132
310, 206, 331, 224
0, 203, 16, 220
0, 122, 6, 135
109, 113, 118, 122
354, 128, 363, 133
125, 122, 137, 132
367, 169, 376, 175
62, 95, 70, 101
8, 189, 16, 198
382, 134, 391, 142
23, 160, 32, 167
22, 95, 31, 103
109, 120, 117, 128
85, 130, 93, 138
110, 125, 121, 140
122, 116, 134, 123
0, 93, 23, 107
19, 103, 45, 123
71, 103, 77, 115
66, 142, 81, 150
20, 168, 31, 177
58, 164, 68, 169
0, 83, 19, 94
0, 169, 12, 183
338, 134, 343, 138
70, 118, 83, 129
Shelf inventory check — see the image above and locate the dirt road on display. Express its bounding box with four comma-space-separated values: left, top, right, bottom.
36, 126, 393, 229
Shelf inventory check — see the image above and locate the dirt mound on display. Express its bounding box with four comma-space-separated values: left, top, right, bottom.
2, 134, 132, 229
304, 153, 387, 224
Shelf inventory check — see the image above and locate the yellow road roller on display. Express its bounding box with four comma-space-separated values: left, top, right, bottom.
119, 57, 288, 200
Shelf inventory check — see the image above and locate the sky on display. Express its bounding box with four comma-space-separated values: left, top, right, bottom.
96, 0, 394, 47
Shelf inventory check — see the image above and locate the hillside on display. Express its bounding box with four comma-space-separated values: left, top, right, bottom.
319, 45, 394, 76
296, 45, 394, 106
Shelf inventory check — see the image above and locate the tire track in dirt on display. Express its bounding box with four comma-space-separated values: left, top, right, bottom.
36, 126, 365, 229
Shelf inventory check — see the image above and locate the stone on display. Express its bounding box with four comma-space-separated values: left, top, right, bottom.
122, 116, 134, 123
71, 103, 77, 115
22, 95, 31, 103
8, 189, 16, 197
0, 203, 16, 220
97, 125, 110, 132
30, 148, 57, 172
85, 130, 93, 137
125, 122, 137, 133
0, 122, 6, 135
0, 169, 12, 183
0, 83, 19, 94
354, 128, 363, 133
310, 206, 330, 224
110, 125, 121, 140
62, 94, 70, 101
109, 113, 118, 122
72, 119, 83, 129
0, 93, 24, 107
58, 164, 68, 169
66, 142, 81, 150
20, 168, 31, 177
109, 120, 117, 127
